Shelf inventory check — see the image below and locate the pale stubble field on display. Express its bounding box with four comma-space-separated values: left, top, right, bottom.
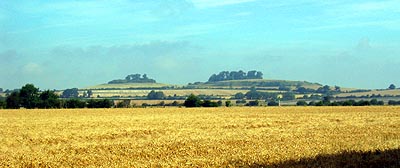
1, 107, 399, 167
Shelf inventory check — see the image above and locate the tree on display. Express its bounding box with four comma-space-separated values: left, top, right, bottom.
202, 100, 219, 107
0, 88, 3, 93
87, 90, 93, 98
281, 92, 295, 101
171, 101, 180, 106
6, 92, 20, 109
247, 100, 259, 106
64, 99, 86, 108
267, 100, 279, 106
225, 100, 232, 107
217, 100, 223, 107
322, 95, 333, 105
39, 90, 60, 108
19, 84, 39, 109
245, 88, 261, 100
370, 99, 378, 105
295, 87, 315, 94
116, 100, 131, 108
317, 85, 331, 94
234, 92, 245, 99
184, 94, 202, 107
0, 96, 6, 109
388, 84, 396, 90
61, 88, 79, 98
296, 100, 307, 106
334, 86, 341, 92
0, 100, 5, 109
87, 99, 113, 108
147, 90, 165, 100
208, 70, 264, 82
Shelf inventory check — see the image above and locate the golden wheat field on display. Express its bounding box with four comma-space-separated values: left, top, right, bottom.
1, 107, 400, 167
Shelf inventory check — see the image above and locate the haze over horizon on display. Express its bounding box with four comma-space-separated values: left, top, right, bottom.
1, 0, 399, 90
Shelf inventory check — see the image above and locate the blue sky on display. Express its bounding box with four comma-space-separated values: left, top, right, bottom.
1, 0, 400, 89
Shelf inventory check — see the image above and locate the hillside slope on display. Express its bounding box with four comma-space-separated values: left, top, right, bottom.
189, 79, 322, 89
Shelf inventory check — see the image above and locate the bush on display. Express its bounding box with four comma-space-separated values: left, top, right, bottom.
388, 100, 400, 105
267, 101, 279, 106
202, 100, 219, 107
236, 99, 246, 104
247, 100, 260, 106
296, 100, 307, 106
64, 99, 86, 108
225, 100, 232, 107
87, 99, 113, 108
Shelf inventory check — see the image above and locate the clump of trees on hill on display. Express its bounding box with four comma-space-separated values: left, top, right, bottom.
208, 70, 263, 82
108, 74, 156, 84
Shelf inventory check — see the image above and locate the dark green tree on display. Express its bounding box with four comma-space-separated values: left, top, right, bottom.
370, 99, 379, 105
0, 96, 6, 109
217, 100, 223, 107
6, 92, 21, 109
147, 90, 165, 100
282, 92, 295, 101
317, 85, 331, 94
296, 100, 307, 106
39, 90, 60, 108
247, 100, 260, 106
388, 84, 396, 90
184, 94, 202, 107
202, 100, 219, 107
267, 100, 279, 106
64, 99, 86, 108
19, 84, 39, 109
87, 99, 113, 108
225, 100, 232, 107
234, 92, 245, 99
61, 88, 79, 98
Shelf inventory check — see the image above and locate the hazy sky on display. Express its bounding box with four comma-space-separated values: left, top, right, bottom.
1, 0, 399, 90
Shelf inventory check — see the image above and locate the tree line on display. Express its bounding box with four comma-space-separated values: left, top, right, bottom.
0, 84, 113, 109
208, 70, 263, 82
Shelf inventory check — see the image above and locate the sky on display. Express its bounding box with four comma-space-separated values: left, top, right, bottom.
0, 0, 400, 90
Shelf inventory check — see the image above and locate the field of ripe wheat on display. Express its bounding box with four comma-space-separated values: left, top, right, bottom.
1, 107, 399, 167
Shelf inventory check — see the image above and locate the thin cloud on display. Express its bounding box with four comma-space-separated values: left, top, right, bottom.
191, 0, 257, 9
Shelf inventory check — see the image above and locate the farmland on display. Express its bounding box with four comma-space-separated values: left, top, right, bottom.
1, 107, 399, 167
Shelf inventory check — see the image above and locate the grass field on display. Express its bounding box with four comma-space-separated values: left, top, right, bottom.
337, 89, 400, 97
85, 83, 176, 89
1, 107, 399, 167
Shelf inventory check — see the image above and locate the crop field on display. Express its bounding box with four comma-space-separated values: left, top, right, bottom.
86, 89, 249, 98
1, 107, 400, 167
337, 89, 400, 98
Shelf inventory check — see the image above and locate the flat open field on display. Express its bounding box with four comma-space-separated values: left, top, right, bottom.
1, 107, 400, 167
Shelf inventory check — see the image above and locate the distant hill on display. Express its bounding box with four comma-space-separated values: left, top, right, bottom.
85, 83, 175, 90
188, 79, 322, 89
